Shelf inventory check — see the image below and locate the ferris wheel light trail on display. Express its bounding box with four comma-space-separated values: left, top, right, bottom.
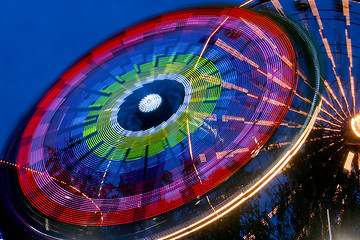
194, 17, 229, 69
323, 79, 347, 120
319, 93, 345, 121
1, 4, 323, 239
319, 108, 343, 124
238, 0, 255, 8
342, 0, 356, 114
316, 117, 342, 128
309, 0, 351, 117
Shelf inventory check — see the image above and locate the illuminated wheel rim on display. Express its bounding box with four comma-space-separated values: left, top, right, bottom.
3, 6, 321, 239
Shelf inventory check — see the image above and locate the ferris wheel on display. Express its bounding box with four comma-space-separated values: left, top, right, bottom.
1, 1, 359, 239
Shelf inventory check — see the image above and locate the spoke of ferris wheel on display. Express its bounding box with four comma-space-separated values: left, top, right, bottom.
324, 81, 337, 114
303, 140, 343, 161
314, 118, 327, 129
319, 106, 343, 124
309, 0, 351, 116
206, 196, 217, 214
316, 116, 342, 129
294, 91, 313, 105
328, 145, 345, 161
280, 121, 303, 129
318, 111, 342, 126
312, 126, 342, 132
288, 107, 311, 118
317, 139, 343, 155
202, 73, 314, 107
319, 86, 346, 119
239, 0, 256, 8
297, 67, 317, 92
307, 135, 340, 142
296, 68, 342, 119
322, 77, 348, 118
263, 134, 339, 152
194, 17, 229, 68
270, 0, 286, 16
319, 94, 346, 121
343, 0, 356, 115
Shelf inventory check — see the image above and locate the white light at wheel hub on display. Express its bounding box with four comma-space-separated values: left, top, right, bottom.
138, 94, 162, 113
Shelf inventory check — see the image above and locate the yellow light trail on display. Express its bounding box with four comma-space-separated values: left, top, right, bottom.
323, 78, 348, 118
240, 17, 294, 69
342, 0, 356, 114
316, 116, 342, 128
319, 106, 343, 124
221, 114, 303, 129
206, 196, 217, 213
240, 18, 278, 52
306, 134, 340, 142
319, 94, 345, 121
238, 0, 255, 8
328, 145, 345, 161
297, 67, 314, 89
201, 72, 313, 108
345, 28, 356, 114
97, 160, 112, 198
186, 118, 194, 161
309, 0, 351, 116
294, 91, 313, 104
216, 148, 249, 160
215, 38, 259, 68
194, 17, 229, 68
289, 107, 312, 117
199, 154, 207, 162
213, 38, 315, 110
303, 139, 344, 161
312, 127, 341, 132
343, 0, 350, 26
344, 151, 355, 171
157, 103, 321, 240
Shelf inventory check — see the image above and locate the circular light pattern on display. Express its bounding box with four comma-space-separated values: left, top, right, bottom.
14, 8, 298, 226
138, 94, 162, 113
351, 114, 360, 138
1, 5, 322, 240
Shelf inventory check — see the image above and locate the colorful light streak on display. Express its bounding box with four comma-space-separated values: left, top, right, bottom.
1, 3, 323, 239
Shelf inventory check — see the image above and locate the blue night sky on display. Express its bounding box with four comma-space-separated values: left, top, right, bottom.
0, 0, 247, 152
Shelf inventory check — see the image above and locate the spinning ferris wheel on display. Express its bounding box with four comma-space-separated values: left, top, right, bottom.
0, 0, 359, 239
